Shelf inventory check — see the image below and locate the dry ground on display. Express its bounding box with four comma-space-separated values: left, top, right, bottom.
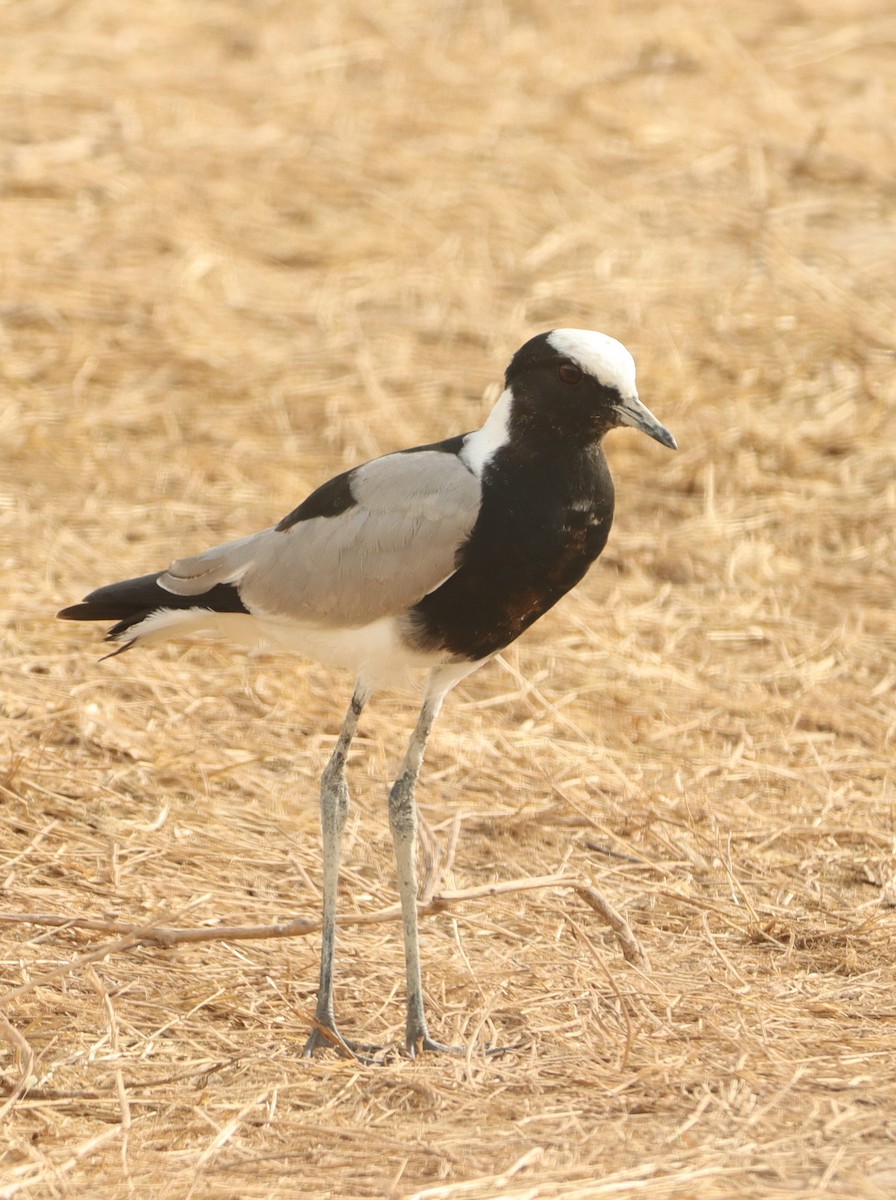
2, 0, 895, 1196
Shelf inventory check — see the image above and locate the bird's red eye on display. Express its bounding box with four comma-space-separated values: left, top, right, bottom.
558, 362, 583, 385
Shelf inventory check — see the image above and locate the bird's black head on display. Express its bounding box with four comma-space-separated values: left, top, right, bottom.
504, 329, 677, 450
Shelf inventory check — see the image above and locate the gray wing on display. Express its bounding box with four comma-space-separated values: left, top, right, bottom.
158, 449, 482, 626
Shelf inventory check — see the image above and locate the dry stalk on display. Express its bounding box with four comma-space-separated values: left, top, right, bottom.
1, 872, 647, 1005
574, 886, 650, 970
0, 1013, 35, 1121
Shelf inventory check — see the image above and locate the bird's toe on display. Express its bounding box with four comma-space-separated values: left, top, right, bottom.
405, 1033, 465, 1059
302, 1020, 382, 1063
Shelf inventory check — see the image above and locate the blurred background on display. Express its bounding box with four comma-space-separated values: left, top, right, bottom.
2, 1, 895, 1196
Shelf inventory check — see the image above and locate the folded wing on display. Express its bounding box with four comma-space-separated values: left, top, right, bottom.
160, 448, 482, 628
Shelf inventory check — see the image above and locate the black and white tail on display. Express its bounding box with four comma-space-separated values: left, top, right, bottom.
58, 574, 248, 655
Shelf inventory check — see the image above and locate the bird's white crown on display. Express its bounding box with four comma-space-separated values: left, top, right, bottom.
547, 329, 637, 397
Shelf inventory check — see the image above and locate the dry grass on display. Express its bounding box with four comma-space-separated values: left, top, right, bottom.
2, 0, 896, 1195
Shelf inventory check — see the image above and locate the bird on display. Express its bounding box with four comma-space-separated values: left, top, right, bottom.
58, 328, 677, 1059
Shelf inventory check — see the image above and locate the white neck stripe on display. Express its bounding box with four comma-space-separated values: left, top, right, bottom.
460, 387, 513, 477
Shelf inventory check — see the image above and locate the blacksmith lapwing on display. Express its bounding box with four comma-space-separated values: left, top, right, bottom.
59, 329, 677, 1058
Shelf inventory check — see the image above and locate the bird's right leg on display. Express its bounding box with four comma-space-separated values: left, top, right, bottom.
302, 684, 370, 1058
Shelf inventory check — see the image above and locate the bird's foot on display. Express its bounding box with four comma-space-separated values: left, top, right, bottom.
405, 1032, 465, 1059
302, 1017, 382, 1063
405, 1032, 523, 1059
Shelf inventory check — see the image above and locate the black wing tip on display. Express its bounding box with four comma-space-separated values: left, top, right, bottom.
58, 602, 98, 621
57, 599, 144, 653
57, 599, 140, 623
57, 572, 167, 624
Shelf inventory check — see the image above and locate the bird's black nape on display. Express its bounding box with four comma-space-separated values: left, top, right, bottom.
503, 331, 562, 385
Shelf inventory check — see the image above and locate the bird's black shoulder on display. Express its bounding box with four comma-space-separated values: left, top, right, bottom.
276, 469, 358, 531
397, 433, 469, 458
276, 434, 471, 532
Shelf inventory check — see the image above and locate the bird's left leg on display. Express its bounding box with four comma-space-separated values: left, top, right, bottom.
303, 683, 371, 1058
388, 665, 475, 1057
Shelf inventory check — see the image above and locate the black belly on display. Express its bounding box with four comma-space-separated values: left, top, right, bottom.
408, 458, 615, 662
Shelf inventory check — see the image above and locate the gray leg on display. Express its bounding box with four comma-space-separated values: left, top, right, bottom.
303, 684, 369, 1057
389, 666, 476, 1057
